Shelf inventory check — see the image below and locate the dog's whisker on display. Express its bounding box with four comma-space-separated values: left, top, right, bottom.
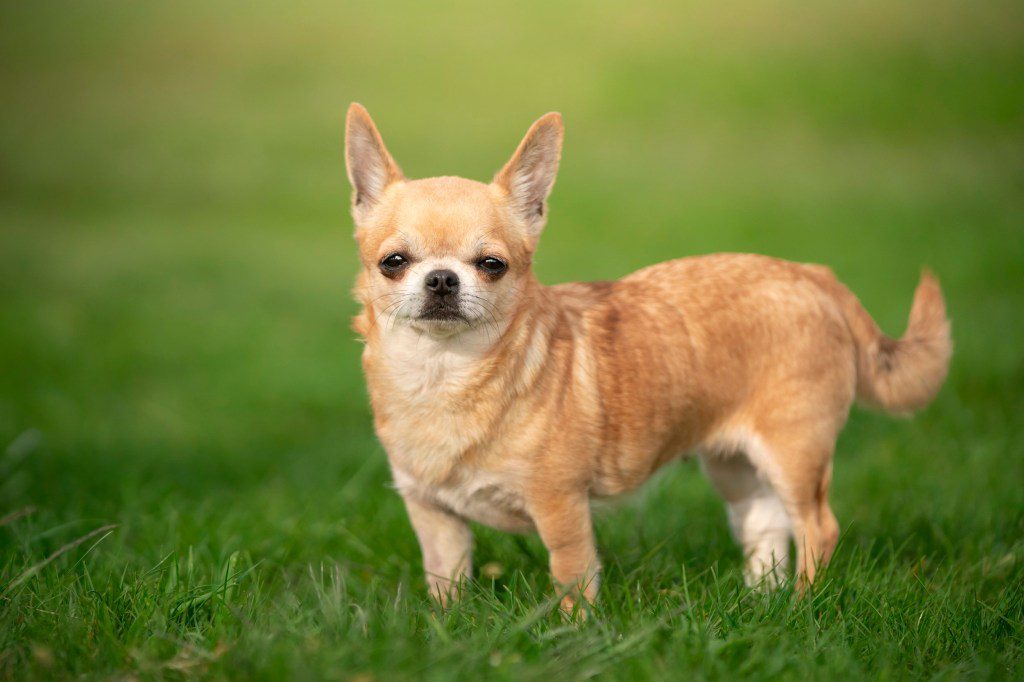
369, 297, 411, 332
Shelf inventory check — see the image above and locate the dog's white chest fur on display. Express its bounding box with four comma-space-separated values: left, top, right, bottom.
376, 331, 484, 473
392, 466, 533, 533
378, 328, 533, 533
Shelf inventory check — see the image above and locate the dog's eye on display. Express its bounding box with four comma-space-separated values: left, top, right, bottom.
379, 253, 409, 272
476, 257, 507, 275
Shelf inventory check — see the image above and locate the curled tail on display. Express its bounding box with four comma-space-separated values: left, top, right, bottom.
820, 269, 952, 415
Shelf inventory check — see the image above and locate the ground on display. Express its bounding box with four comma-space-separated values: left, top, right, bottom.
1, 1, 1023, 679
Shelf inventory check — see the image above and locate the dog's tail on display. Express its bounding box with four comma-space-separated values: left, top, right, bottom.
816, 268, 952, 415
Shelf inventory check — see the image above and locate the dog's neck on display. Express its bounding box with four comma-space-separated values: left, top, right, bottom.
378, 322, 506, 372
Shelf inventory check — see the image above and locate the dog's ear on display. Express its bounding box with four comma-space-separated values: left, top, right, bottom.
345, 103, 404, 220
493, 112, 563, 237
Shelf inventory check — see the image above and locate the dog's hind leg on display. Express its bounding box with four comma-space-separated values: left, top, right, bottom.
743, 428, 839, 586
816, 463, 840, 567
702, 451, 791, 588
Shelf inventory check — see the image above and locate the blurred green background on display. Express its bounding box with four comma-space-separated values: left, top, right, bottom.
1, 1, 1022, 678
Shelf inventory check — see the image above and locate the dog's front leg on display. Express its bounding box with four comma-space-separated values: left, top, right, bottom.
402, 495, 472, 605
529, 491, 600, 616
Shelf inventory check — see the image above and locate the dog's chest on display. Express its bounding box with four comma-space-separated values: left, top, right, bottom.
371, 335, 532, 531
393, 466, 534, 533
372, 336, 501, 480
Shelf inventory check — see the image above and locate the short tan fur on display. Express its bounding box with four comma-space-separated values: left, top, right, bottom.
344, 104, 952, 611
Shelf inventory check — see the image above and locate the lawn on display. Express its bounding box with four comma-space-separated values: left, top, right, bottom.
1, 0, 1023, 678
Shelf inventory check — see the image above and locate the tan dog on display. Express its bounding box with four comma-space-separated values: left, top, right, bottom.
344, 103, 952, 611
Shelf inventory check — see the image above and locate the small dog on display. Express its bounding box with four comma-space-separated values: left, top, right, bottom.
344, 104, 952, 611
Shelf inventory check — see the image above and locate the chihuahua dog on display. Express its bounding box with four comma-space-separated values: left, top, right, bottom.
344, 104, 951, 611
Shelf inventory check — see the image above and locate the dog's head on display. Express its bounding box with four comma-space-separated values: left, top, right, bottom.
345, 104, 562, 339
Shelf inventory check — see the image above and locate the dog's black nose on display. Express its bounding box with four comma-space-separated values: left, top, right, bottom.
424, 269, 459, 296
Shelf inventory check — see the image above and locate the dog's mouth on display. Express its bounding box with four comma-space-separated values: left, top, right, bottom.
418, 301, 466, 322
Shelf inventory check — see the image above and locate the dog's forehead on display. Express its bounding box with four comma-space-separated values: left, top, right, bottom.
392, 177, 503, 250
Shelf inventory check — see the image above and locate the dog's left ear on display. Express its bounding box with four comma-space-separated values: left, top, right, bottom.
345, 103, 404, 222
493, 112, 563, 237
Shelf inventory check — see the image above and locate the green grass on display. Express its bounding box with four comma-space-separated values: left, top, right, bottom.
2, 0, 1023, 678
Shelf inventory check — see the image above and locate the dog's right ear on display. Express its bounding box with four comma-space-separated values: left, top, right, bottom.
345, 103, 404, 220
